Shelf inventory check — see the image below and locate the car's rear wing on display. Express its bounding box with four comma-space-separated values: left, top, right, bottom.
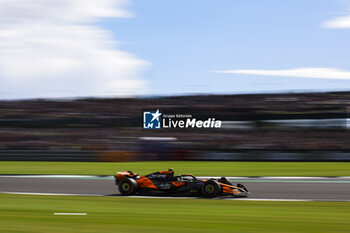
115, 171, 138, 181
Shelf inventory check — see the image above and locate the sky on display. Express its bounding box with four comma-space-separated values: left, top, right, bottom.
1, 0, 350, 99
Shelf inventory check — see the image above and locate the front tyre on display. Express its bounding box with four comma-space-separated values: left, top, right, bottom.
202, 180, 222, 198
118, 178, 138, 195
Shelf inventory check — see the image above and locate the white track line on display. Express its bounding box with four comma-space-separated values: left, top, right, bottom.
1, 175, 350, 179
1, 191, 349, 202
0, 175, 104, 178
0, 191, 101, 196
53, 213, 87, 215
199, 176, 350, 179
236, 198, 310, 202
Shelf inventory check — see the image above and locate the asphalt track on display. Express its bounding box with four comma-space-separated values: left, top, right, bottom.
0, 176, 349, 201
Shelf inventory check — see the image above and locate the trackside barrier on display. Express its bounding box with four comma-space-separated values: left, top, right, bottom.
0, 150, 99, 162
100, 151, 137, 162
0, 150, 349, 162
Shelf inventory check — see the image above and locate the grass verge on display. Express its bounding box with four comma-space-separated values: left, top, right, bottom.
0, 194, 349, 233
0, 161, 349, 177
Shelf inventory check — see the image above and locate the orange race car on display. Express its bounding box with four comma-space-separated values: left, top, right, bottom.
114, 169, 249, 198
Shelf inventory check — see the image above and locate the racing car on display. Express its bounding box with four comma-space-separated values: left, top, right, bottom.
114, 169, 249, 198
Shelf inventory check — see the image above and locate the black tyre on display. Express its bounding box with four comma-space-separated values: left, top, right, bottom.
118, 178, 138, 195
202, 180, 222, 198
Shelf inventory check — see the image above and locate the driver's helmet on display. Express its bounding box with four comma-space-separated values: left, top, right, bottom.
168, 168, 174, 177
218, 177, 230, 184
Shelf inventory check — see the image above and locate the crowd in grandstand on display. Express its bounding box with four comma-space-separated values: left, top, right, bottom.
0, 91, 350, 152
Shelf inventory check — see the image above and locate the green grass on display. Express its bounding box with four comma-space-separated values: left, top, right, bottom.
0, 161, 349, 176
0, 194, 349, 233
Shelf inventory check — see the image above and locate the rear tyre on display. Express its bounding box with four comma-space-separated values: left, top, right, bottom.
118, 178, 137, 195
202, 180, 222, 198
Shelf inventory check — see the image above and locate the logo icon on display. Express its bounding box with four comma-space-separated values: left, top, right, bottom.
143, 109, 162, 129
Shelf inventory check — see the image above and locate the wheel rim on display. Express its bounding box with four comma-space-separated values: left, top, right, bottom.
205, 184, 215, 193
122, 183, 130, 191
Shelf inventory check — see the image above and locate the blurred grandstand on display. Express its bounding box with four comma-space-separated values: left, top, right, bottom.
0, 91, 350, 161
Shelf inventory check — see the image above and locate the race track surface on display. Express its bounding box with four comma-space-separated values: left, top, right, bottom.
0, 176, 349, 201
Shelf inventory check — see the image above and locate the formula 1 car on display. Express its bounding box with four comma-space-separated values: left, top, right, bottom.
114, 169, 249, 198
